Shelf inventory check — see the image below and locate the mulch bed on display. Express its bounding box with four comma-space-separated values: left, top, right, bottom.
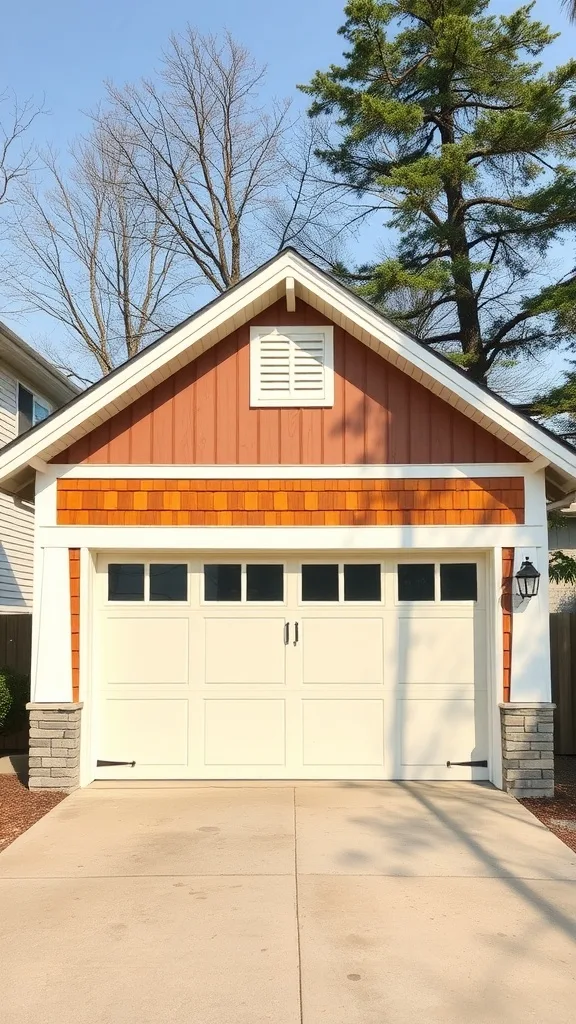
0, 775, 65, 853
520, 756, 576, 854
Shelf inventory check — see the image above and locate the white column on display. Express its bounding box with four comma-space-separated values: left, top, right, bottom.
31, 546, 72, 702
510, 545, 551, 702
508, 470, 551, 703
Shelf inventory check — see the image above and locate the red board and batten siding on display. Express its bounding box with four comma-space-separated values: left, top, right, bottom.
56, 299, 523, 466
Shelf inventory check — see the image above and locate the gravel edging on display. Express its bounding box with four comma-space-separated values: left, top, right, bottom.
0, 775, 65, 852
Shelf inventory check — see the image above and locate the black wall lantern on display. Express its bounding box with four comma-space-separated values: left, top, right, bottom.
515, 557, 541, 600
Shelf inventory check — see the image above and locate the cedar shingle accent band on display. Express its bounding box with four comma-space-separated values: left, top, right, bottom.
57, 478, 524, 527
502, 547, 514, 702
69, 549, 80, 702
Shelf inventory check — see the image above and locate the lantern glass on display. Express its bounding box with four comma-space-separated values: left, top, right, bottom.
515, 558, 541, 600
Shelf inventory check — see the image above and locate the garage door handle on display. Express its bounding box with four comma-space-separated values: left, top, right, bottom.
284, 622, 290, 645
294, 622, 299, 646
97, 759, 136, 768
446, 760, 488, 768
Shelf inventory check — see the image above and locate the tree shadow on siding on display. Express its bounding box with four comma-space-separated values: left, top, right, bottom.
0, 541, 27, 610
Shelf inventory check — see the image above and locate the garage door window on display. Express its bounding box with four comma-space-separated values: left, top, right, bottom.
398, 562, 478, 602
246, 564, 284, 602
204, 564, 242, 602
301, 563, 382, 603
204, 564, 285, 603
302, 564, 339, 602
440, 563, 477, 601
149, 564, 188, 602
108, 564, 145, 602
108, 563, 188, 602
343, 563, 381, 602
397, 564, 435, 602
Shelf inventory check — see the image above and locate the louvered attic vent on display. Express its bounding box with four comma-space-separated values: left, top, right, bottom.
250, 326, 334, 407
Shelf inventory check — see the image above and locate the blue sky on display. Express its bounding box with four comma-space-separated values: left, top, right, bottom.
1, 0, 574, 385
3, 0, 572, 149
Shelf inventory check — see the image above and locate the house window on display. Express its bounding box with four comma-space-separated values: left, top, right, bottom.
250, 326, 334, 407
18, 384, 50, 434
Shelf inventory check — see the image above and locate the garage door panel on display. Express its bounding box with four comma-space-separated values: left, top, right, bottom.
205, 618, 286, 684
302, 618, 384, 685
204, 699, 286, 765
105, 618, 189, 685
398, 617, 475, 685
103, 698, 189, 765
302, 699, 384, 766
96, 555, 488, 781
398, 693, 487, 766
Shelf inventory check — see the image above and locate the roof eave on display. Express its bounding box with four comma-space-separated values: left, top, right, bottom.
0, 321, 80, 405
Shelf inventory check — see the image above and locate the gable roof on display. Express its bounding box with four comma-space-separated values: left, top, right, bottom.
0, 320, 80, 407
0, 248, 575, 498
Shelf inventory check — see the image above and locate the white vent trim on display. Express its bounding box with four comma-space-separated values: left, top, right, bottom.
250, 326, 334, 407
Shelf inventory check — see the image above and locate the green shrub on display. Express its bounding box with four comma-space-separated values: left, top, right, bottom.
0, 667, 30, 733
0, 673, 11, 730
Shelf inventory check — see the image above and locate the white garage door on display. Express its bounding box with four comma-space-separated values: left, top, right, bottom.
94, 555, 488, 780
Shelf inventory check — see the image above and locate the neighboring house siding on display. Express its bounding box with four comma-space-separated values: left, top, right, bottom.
0, 363, 46, 613
56, 298, 523, 466
549, 521, 576, 612
0, 370, 17, 445
0, 491, 33, 610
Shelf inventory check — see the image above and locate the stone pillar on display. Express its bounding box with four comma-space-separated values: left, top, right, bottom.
499, 703, 555, 799
27, 702, 83, 792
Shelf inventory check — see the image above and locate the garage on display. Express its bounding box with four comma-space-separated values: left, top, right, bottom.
2, 249, 561, 796
95, 553, 488, 781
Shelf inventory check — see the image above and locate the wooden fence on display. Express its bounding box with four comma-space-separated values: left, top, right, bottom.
550, 612, 576, 755
0, 613, 32, 676
0, 614, 32, 752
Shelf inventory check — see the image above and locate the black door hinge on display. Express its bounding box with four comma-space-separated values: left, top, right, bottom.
97, 759, 136, 768
446, 759, 488, 768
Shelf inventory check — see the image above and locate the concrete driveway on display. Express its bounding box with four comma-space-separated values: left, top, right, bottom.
1, 781, 575, 1024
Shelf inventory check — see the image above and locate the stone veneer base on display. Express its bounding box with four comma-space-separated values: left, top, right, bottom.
500, 703, 555, 799
27, 702, 83, 792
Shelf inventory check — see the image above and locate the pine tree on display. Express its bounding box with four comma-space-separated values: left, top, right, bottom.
302, 0, 576, 385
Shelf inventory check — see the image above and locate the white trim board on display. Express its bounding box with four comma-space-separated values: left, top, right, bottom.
37, 524, 548, 552
1, 249, 575, 489
49, 462, 531, 480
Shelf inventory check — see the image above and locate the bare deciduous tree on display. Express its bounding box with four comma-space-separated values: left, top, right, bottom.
12, 129, 188, 380
7, 29, 347, 380
100, 28, 343, 292
0, 90, 43, 211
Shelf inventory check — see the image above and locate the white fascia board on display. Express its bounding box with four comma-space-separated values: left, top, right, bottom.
0, 255, 293, 484
288, 253, 576, 481
49, 462, 530, 481
38, 523, 548, 551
